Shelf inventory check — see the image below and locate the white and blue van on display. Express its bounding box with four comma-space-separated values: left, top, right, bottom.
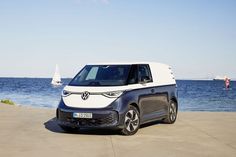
57, 62, 178, 135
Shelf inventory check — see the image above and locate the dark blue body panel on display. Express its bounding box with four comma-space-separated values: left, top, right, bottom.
57, 84, 178, 129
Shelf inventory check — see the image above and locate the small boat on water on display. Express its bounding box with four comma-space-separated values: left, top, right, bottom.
51, 64, 62, 86
213, 76, 225, 81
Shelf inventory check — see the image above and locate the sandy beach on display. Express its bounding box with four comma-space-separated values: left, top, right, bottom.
0, 103, 236, 157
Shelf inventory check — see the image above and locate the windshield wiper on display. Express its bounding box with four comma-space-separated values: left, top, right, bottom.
88, 81, 101, 86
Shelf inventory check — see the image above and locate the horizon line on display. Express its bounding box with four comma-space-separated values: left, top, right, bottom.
0, 76, 235, 81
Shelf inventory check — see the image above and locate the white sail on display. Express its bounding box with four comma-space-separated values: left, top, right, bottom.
51, 64, 62, 86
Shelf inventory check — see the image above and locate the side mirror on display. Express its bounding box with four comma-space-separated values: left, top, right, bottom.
140, 76, 150, 84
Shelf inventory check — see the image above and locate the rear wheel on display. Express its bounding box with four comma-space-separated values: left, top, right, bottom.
163, 100, 177, 124
121, 105, 140, 136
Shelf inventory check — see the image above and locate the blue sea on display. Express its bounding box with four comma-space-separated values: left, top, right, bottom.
0, 78, 235, 111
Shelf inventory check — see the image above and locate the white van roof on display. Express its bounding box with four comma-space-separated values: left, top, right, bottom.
86, 62, 176, 85
87, 61, 166, 66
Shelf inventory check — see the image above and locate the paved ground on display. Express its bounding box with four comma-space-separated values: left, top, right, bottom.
0, 103, 236, 157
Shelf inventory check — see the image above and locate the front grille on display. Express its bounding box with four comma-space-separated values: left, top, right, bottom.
58, 109, 118, 127
78, 113, 117, 127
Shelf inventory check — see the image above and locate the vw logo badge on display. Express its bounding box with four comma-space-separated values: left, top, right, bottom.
81, 91, 90, 100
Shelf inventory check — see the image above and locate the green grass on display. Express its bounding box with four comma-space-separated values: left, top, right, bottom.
0, 99, 15, 105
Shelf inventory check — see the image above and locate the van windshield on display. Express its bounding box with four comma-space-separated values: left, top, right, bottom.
69, 65, 131, 86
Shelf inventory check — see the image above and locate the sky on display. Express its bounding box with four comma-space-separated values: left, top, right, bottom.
0, 0, 235, 79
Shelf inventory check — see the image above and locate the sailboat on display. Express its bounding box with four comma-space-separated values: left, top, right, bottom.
51, 64, 62, 86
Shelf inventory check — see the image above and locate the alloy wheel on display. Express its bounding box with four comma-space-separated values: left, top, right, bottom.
124, 109, 139, 132
169, 102, 177, 122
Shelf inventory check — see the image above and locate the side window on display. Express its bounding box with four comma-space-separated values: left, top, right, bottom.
138, 64, 153, 83
128, 65, 138, 84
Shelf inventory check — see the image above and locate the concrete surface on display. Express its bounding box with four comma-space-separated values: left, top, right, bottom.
0, 103, 236, 157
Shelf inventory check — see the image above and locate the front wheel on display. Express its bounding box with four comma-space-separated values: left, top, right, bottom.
163, 100, 178, 124
120, 105, 140, 136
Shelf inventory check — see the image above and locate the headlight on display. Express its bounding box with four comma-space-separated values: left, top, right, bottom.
102, 91, 124, 98
62, 90, 71, 97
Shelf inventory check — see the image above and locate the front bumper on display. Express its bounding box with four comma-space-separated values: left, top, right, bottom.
56, 99, 125, 129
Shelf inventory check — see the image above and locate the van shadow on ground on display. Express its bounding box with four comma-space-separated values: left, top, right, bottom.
44, 118, 119, 135
44, 117, 161, 136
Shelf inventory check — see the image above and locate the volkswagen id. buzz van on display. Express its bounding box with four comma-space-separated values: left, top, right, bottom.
57, 62, 178, 135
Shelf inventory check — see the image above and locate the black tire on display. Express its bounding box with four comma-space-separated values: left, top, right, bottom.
163, 100, 178, 124
120, 105, 140, 136
59, 125, 79, 133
